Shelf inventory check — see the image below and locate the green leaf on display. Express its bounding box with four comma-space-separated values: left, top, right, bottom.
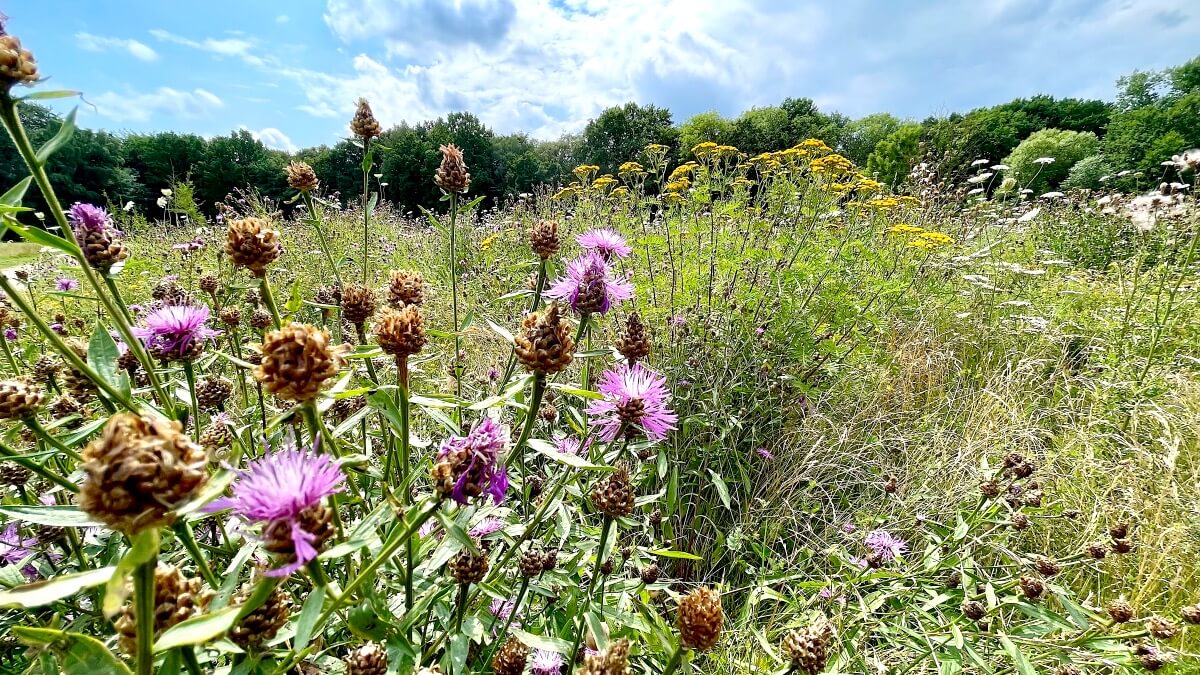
469, 374, 532, 411
0, 567, 116, 608
22, 90, 82, 101
36, 108, 78, 165
13, 627, 132, 674
0, 506, 99, 527
284, 277, 303, 314
527, 438, 611, 471
293, 585, 326, 648
0, 176, 33, 206
87, 324, 125, 397
512, 629, 572, 654
154, 606, 240, 651
8, 223, 75, 255
585, 611, 609, 652
998, 634, 1036, 675
483, 318, 514, 344
546, 383, 603, 400
707, 469, 732, 511
103, 528, 160, 619
645, 548, 702, 561
175, 470, 235, 517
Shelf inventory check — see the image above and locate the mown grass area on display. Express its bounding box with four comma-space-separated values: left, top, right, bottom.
0, 242, 44, 271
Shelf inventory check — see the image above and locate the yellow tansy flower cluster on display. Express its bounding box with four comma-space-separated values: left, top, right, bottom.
619, 161, 645, 175
810, 153, 855, 177
572, 164, 600, 178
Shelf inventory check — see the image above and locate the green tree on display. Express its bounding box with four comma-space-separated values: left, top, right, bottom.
123, 132, 208, 211
581, 103, 677, 172
728, 106, 791, 155
1062, 154, 1114, 190
678, 111, 734, 156
192, 130, 288, 212
1003, 128, 1100, 194
866, 123, 922, 188
841, 113, 905, 166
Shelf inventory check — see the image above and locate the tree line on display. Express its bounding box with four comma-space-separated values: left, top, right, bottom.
2, 56, 1196, 221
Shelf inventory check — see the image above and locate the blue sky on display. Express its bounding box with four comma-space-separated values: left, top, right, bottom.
5, 0, 1198, 152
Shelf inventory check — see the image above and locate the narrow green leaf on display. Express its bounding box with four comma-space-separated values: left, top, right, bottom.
8, 223, 75, 255
0, 176, 33, 206
645, 548, 702, 561
13, 627, 132, 674
707, 469, 732, 511
483, 318, 514, 344
87, 323, 122, 394
293, 585, 326, 648
512, 629, 572, 654
36, 108, 78, 165
998, 634, 1036, 675
527, 438, 612, 470
0, 506, 98, 527
22, 90, 81, 101
103, 528, 160, 619
0, 567, 115, 608
154, 607, 239, 651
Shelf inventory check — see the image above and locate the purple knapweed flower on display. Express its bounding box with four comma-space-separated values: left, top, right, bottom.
841, 522, 857, 534
530, 648, 565, 675
864, 529, 907, 562
486, 366, 500, 382
586, 362, 677, 442
4, 327, 17, 340
206, 445, 346, 576
469, 518, 505, 538
437, 417, 510, 506
133, 304, 221, 361
418, 520, 441, 539
545, 252, 633, 316
0, 523, 53, 580
555, 434, 592, 457
490, 597, 516, 622
818, 586, 834, 599
67, 202, 114, 234
49, 323, 65, 335
54, 277, 80, 292
754, 447, 773, 460
576, 227, 632, 259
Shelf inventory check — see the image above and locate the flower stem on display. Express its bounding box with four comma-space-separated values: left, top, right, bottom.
447, 193, 462, 412
182, 361, 201, 443
569, 516, 614, 665
361, 139, 372, 285
258, 274, 283, 330
0, 333, 19, 374
662, 644, 686, 675
396, 356, 415, 617
497, 258, 547, 389
134, 552, 159, 675
301, 192, 344, 289
180, 647, 203, 675
172, 521, 218, 588
0, 439, 77, 492
483, 576, 529, 665
22, 417, 82, 461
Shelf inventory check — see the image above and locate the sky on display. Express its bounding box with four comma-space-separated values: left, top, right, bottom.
4, 0, 1199, 152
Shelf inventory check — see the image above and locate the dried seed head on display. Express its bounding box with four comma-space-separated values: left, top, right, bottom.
1111, 538, 1133, 554
1181, 604, 1200, 625
1086, 543, 1107, 559
286, 161, 320, 193
344, 642, 387, 675
0, 34, 40, 89
519, 548, 545, 577
1019, 576, 1045, 600
641, 564, 660, 584
581, 638, 630, 675
195, 376, 233, 412
1034, 557, 1061, 577
491, 636, 528, 675
198, 273, 219, 295
615, 311, 651, 364
249, 308, 273, 330
263, 504, 335, 571
1010, 513, 1029, 530
1109, 523, 1129, 540
541, 549, 558, 572
33, 354, 60, 381
1146, 616, 1178, 639
528, 220, 560, 259
514, 303, 575, 374
50, 393, 83, 421
341, 283, 377, 326
256, 323, 345, 402
600, 558, 614, 575
387, 269, 424, 307
226, 217, 282, 277
961, 601, 986, 621
0, 378, 44, 419
113, 564, 212, 654
590, 465, 635, 518
945, 570, 961, 588
79, 413, 208, 534
781, 618, 835, 675
229, 586, 291, 649
449, 547, 489, 585
434, 143, 471, 194
1135, 644, 1174, 671
0, 463, 30, 487
678, 586, 723, 650
1107, 599, 1135, 623
350, 98, 381, 140
200, 419, 232, 457
374, 305, 426, 358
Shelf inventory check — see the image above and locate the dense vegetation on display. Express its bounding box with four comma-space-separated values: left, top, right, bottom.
1, 23, 1200, 675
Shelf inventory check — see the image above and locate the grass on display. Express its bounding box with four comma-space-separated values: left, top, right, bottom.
0, 242, 44, 270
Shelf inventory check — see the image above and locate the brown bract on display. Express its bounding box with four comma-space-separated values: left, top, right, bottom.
514, 303, 575, 374
678, 586, 723, 650
374, 305, 426, 357
255, 323, 345, 402
225, 217, 282, 277
434, 143, 471, 193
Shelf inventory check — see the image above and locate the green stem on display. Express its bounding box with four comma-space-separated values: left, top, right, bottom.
0, 333, 19, 373
662, 644, 686, 675
0, 440, 77, 492
22, 417, 82, 461
396, 357, 415, 617
182, 361, 201, 443
258, 274, 283, 330
448, 193, 462, 410
172, 522, 218, 588
134, 552, 159, 675
361, 139, 372, 285
497, 258, 547, 389
180, 647, 203, 675
569, 516, 614, 665
301, 192, 344, 289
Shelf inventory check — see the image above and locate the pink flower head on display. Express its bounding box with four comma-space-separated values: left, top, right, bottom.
67, 202, 113, 234
586, 362, 677, 442
3, 327, 15, 340
545, 252, 633, 316
864, 529, 907, 562
555, 434, 592, 457
530, 648, 566, 675
133, 304, 221, 361
469, 518, 505, 538
490, 597, 516, 622
438, 417, 510, 505
1, 522, 57, 580
206, 445, 346, 576
55, 277, 80, 292
576, 228, 632, 259
754, 447, 773, 460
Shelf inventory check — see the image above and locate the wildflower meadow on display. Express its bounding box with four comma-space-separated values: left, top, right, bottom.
1, 16, 1200, 675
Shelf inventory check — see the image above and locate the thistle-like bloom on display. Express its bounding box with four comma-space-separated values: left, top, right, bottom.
67, 202, 113, 233
68, 202, 128, 272
577, 228, 632, 259
586, 362, 677, 442
0, 522, 44, 580
431, 417, 510, 505
530, 649, 564, 675
207, 446, 346, 576
545, 252, 633, 316
133, 304, 221, 361
556, 434, 592, 457
54, 277, 79, 292
469, 518, 505, 538
864, 529, 907, 562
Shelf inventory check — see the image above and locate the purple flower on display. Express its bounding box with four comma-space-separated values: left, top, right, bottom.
0, 523, 54, 580
490, 597, 516, 622
754, 447, 773, 460
587, 362, 677, 442
530, 648, 565, 675
4, 327, 17, 340
438, 417, 510, 506
49, 322, 65, 335
67, 202, 113, 234
469, 518, 504, 538
487, 366, 500, 382
555, 434, 592, 457
545, 252, 633, 316
418, 520, 441, 539
577, 228, 632, 259
206, 445, 346, 576
841, 522, 857, 534
133, 304, 221, 361
669, 315, 687, 326
818, 586, 834, 599
864, 529, 907, 562
55, 277, 80, 292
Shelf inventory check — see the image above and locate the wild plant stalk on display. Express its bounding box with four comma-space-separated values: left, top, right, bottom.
133, 551, 158, 675
182, 361, 201, 443
0, 439, 76, 491
360, 139, 373, 284
301, 192, 344, 289
568, 515, 614, 665
497, 258, 547, 389
258, 275, 283, 330
447, 193, 463, 408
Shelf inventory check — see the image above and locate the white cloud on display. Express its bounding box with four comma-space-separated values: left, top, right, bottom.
149, 29, 264, 66
76, 32, 159, 62
276, 15, 290, 23
90, 87, 223, 123
242, 126, 299, 153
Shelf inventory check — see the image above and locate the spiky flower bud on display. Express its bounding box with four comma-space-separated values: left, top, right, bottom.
615, 312, 651, 364
541, 549, 558, 572
33, 354, 60, 381
200, 418, 232, 456
50, 393, 82, 421
581, 638, 630, 675
1107, 599, 1135, 623
79, 413, 208, 534
387, 269, 424, 307
491, 636, 528, 675
374, 306, 425, 358
225, 217, 282, 277
113, 564, 212, 654
529, 220, 560, 259
219, 306, 242, 326
350, 98, 381, 140
1181, 604, 1200, 625
781, 618, 835, 675
341, 283, 377, 326
514, 303, 575, 374
1086, 543, 1107, 559
286, 161, 319, 193
249, 308, 272, 330
1135, 643, 1173, 671
1111, 538, 1133, 554
1054, 666, 1082, 675
1109, 523, 1129, 539
641, 564, 660, 584
1011, 513, 1029, 530
0, 34, 39, 89
256, 323, 344, 402
195, 376, 233, 412
961, 601, 986, 621
678, 586, 723, 650
449, 547, 488, 585
0, 379, 44, 420
434, 144, 470, 194
198, 273, 219, 295
1146, 616, 1178, 639
591, 465, 635, 518
1019, 576, 1045, 600
262, 503, 335, 572
519, 548, 545, 577
68, 204, 129, 273
229, 586, 291, 649
600, 558, 614, 575
0, 463, 30, 487
1034, 557, 1061, 577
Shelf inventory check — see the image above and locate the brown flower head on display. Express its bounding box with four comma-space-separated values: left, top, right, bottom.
79, 413, 209, 534
514, 303, 575, 374
678, 586, 723, 650
286, 161, 319, 193
113, 564, 212, 654
229, 585, 291, 649
491, 636, 528, 675
0, 34, 39, 89
1019, 576, 1045, 600
345, 642, 387, 675
1146, 616, 1178, 639
529, 219, 560, 259
226, 217, 282, 277
781, 618, 835, 675
256, 323, 345, 401
581, 638, 631, 675
387, 269, 425, 307
961, 601, 986, 621
374, 305, 426, 358
591, 464, 635, 518
341, 283, 377, 326
220, 306, 242, 326
195, 376, 233, 412
0, 378, 45, 420
615, 311, 651, 364
434, 143, 471, 194
350, 98, 381, 140
1181, 603, 1200, 625
449, 546, 488, 585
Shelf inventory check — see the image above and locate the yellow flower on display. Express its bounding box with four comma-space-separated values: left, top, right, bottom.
854, 178, 884, 195
619, 161, 645, 174
663, 192, 683, 205
918, 231, 953, 245
715, 145, 739, 158
645, 143, 669, 154
691, 141, 719, 158
665, 178, 690, 193
592, 175, 617, 190
732, 177, 754, 188
810, 154, 855, 177
481, 233, 499, 252
886, 223, 925, 235
610, 186, 630, 198
866, 196, 899, 210
668, 163, 698, 182
551, 186, 579, 201
572, 164, 600, 178
798, 138, 833, 155
899, 195, 922, 207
